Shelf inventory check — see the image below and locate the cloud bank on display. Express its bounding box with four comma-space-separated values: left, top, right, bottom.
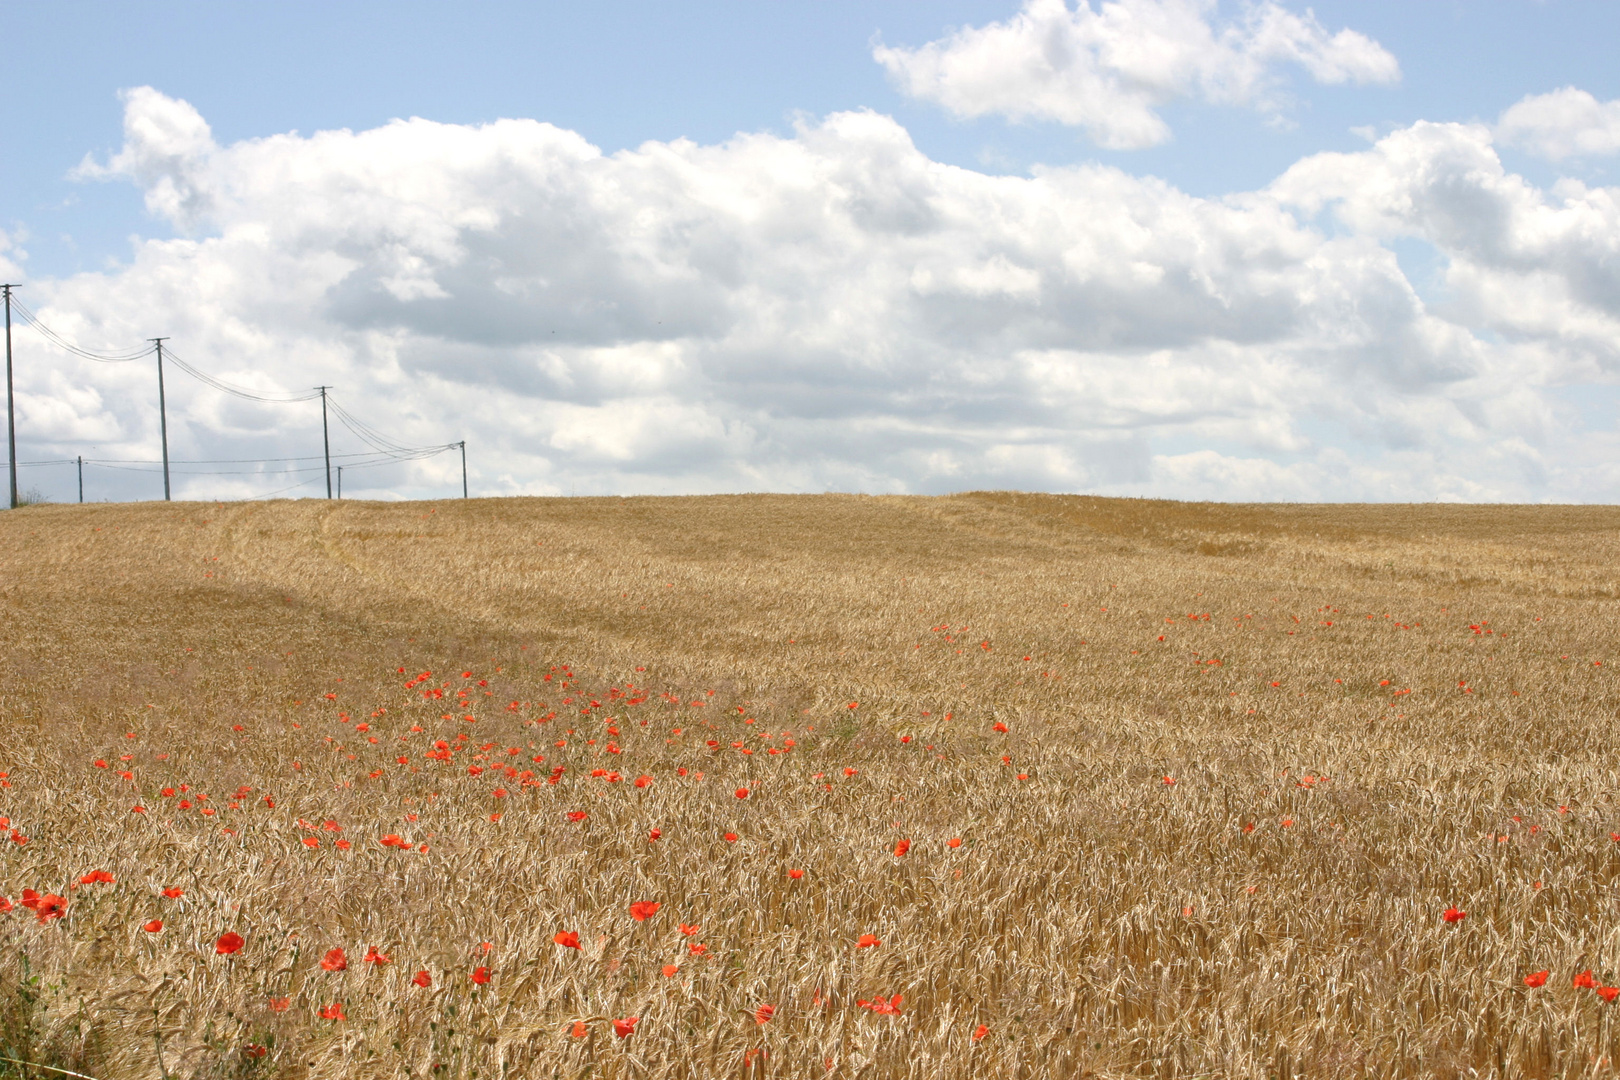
9, 74, 1620, 502
874, 0, 1399, 149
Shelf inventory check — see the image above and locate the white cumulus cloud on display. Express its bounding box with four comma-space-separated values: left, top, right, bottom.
873, 0, 1399, 149
1497, 87, 1620, 161
6, 87, 1618, 503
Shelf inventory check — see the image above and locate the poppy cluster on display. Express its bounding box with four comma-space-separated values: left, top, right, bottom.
19, 890, 67, 924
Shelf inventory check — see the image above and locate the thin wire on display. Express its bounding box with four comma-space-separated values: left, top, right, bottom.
88, 463, 332, 477
247, 475, 328, 500
162, 347, 323, 403
73, 449, 429, 466
330, 447, 456, 470
8, 297, 155, 363
326, 396, 450, 457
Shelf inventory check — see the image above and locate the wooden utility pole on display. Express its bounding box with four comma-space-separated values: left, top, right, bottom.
151, 338, 171, 500
4, 284, 17, 509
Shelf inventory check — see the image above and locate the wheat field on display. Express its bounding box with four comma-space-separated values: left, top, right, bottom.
1, 493, 1618, 1079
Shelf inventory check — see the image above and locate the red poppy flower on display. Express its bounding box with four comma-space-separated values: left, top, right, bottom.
554, 931, 581, 950
947, 837, 962, 848
80, 870, 115, 885
635, 776, 653, 788
973, 1024, 989, 1041
566, 811, 588, 823
857, 995, 902, 1015
321, 948, 348, 972
301, 837, 320, 849
571, 1021, 588, 1038
1601, 986, 1620, 1003
648, 828, 662, 841
735, 788, 749, 799
412, 970, 432, 988
755, 1004, 775, 1024
363, 946, 390, 965
1442, 906, 1466, 924
29, 893, 67, 923
216, 932, 245, 955
788, 868, 804, 879
689, 943, 707, 956
629, 901, 661, 922
267, 997, 290, 1013
143, 920, 163, 933
992, 722, 1008, 733
661, 964, 679, 977
612, 1017, 638, 1038
471, 967, 491, 985
724, 832, 739, 843
1524, 970, 1549, 987
1576, 970, 1599, 989
857, 934, 881, 949
318, 1002, 345, 1020
893, 839, 911, 857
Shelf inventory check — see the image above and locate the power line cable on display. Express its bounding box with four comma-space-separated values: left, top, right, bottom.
325, 396, 456, 456
161, 345, 324, 403
8, 298, 155, 363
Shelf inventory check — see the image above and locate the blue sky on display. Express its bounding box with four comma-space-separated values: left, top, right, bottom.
4, 1, 1620, 502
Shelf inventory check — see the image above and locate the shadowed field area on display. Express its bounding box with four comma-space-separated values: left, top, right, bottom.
2, 493, 1619, 1079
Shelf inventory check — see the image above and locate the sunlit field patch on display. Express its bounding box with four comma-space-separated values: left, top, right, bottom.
1, 493, 1617, 1078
